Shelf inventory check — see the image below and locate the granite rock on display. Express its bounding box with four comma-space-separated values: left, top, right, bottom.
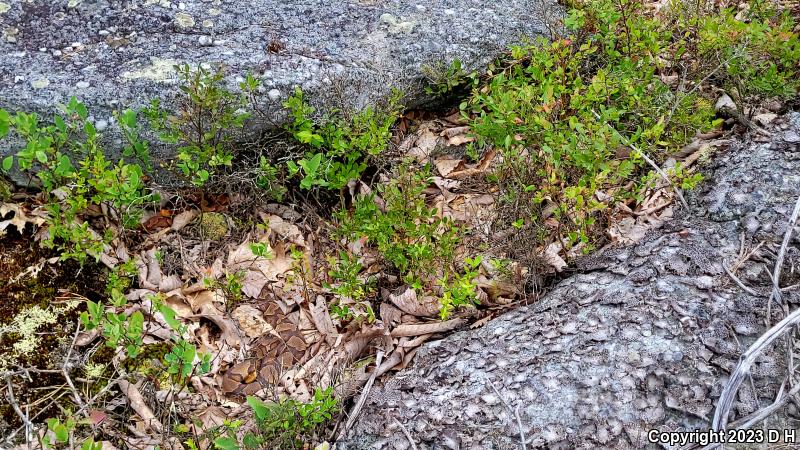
0, 0, 559, 159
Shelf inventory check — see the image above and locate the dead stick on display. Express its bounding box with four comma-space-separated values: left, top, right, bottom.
391, 318, 466, 337
712, 306, 800, 430
488, 378, 527, 450
118, 379, 163, 433
341, 350, 385, 437
394, 418, 419, 450
61, 322, 87, 414
769, 193, 800, 320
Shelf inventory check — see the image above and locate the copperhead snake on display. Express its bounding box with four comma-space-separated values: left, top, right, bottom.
220, 302, 309, 396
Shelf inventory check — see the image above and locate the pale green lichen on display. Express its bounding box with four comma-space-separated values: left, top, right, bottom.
0, 301, 80, 371
174, 12, 195, 28
0, 2, 10, 15
31, 78, 50, 89
120, 57, 181, 83
84, 362, 106, 379
379, 13, 416, 34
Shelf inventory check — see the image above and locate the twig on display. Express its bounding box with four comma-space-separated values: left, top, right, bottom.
61, 322, 87, 414
712, 306, 800, 430
696, 381, 800, 450
393, 418, 419, 450
341, 350, 384, 437
722, 262, 760, 296
118, 379, 163, 433
488, 379, 527, 450
4, 376, 33, 445
769, 193, 800, 322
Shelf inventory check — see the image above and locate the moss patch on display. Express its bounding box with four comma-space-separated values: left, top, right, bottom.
198, 212, 229, 240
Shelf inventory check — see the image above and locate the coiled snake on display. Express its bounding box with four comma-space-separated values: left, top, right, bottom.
219, 302, 309, 396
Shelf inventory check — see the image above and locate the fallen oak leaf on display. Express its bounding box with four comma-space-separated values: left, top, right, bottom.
309, 295, 339, 346
433, 158, 464, 177
388, 287, 440, 318
171, 209, 200, 231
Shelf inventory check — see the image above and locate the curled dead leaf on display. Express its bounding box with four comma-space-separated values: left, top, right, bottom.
389, 287, 440, 318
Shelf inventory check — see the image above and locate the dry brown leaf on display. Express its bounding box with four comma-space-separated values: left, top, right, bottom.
171, 209, 199, 231
194, 406, 228, 434
232, 304, 275, 338
543, 243, 567, 272
388, 287, 440, 318
446, 148, 498, 180
448, 134, 476, 146
185, 289, 224, 314
189, 312, 242, 348
433, 158, 464, 177
165, 294, 194, 318
228, 240, 293, 298
474, 275, 520, 301
159, 275, 183, 293
0, 203, 44, 233
441, 126, 470, 139
408, 128, 439, 162
309, 296, 339, 345
263, 214, 305, 246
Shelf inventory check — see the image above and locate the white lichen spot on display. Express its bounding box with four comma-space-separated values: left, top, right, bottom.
208, 8, 221, 16
174, 12, 195, 28
120, 57, 180, 83
84, 362, 106, 379
202, 19, 214, 28
3, 26, 18, 43
67, 0, 82, 7
379, 13, 415, 34
0, 2, 10, 15
31, 78, 50, 89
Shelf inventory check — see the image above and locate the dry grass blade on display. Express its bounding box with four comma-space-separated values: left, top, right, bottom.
711, 306, 800, 431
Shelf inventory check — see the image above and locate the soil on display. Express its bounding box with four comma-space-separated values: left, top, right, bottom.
0, 225, 108, 434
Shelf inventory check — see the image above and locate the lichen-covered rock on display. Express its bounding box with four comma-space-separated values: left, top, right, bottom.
342, 113, 800, 449
0, 0, 558, 152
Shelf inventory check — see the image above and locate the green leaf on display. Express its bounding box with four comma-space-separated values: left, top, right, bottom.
159, 304, 182, 330
53, 423, 69, 443
0, 109, 9, 139
2, 156, 13, 171
213, 437, 239, 450
246, 396, 269, 421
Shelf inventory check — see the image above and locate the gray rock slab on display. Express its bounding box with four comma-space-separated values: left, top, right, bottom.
0, 0, 558, 146
341, 114, 800, 448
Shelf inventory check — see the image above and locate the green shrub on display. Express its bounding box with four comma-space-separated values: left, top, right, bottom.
144, 64, 257, 187
334, 162, 480, 318
0, 98, 154, 263
243, 388, 338, 449
463, 0, 798, 252
284, 88, 403, 190
325, 251, 376, 322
